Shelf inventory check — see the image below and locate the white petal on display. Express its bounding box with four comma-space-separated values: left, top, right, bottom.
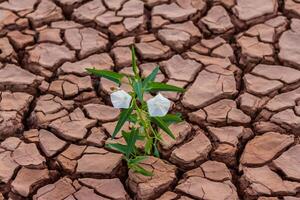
110, 90, 132, 109
147, 93, 171, 117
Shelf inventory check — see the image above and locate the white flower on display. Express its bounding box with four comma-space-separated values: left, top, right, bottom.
147, 93, 171, 117
111, 90, 132, 109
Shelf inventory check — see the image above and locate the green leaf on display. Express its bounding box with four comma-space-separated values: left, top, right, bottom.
133, 80, 143, 101
112, 105, 134, 139
131, 46, 139, 78
144, 138, 153, 155
128, 114, 138, 123
160, 113, 182, 124
151, 117, 175, 139
143, 67, 159, 87
127, 156, 148, 165
122, 129, 139, 157
145, 82, 185, 93
106, 143, 127, 154
131, 164, 153, 176
86, 68, 124, 85
137, 131, 146, 141
153, 141, 160, 158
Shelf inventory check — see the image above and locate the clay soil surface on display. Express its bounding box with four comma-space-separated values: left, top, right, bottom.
0, 0, 300, 199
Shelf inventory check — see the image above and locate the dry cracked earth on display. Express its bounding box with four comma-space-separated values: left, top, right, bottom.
0, 0, 300, 199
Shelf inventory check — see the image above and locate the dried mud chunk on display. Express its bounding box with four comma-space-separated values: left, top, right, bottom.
158, 21, 201, 51
0, 91, 33, 139
185, 51, 232, 68
64, 28, 108, 59
156, 191, 178, 200
117, 0, 144, 17
265, 88, 300, 112
238, 93, 266, 115
12, 142, 46, 168
135, 40, 171, 60
176, 164, 238, 200
253, 121, 286, 134
123, 15, 145, 32
11, 167, 50, 197
0, 37, 17, 63
48, 75, 92, 98
252, 64, 300, 84
33, 177, 76, 200
227, 107, 252, 125
103, 0, 126, 11
96, 11, 123, 27
0, 0, 37, 15
59, 54, 113, 76
26, 43, 75, 78
74, 186, 111, 200
0, 9, 19, 32
127, 156, 177, 200
57, 144, 86, 173
240, 132, 294, 167
111, 47, 131, 68
212, 43, 235, 60
152, 2, 197, 22
38, 129, 67, 157
51, 20, 83, 29
182, 67, 237, 109
0, 151, 19, 183
232, 0, 277, 23
72, 0, 106, 23
7, 30, 34, 49
245, 23, 275, 43
160, 55, 201, 82
208, 126, 253, 147
201, 5, 234, 34
273, 145, 300, 181
243, 74, 283, 96
79, 178, 129, 199
38, 28, 63, 44
26, 0, 64, 27
279, 30, 300, 69
284, 0, 300, 18
237, 36, 274, 61
29, 94, 74, 128
159, 121, 192, 151
241, 166, 300, 198
164, 21, 201, 38
1, 137, 21, 151
49, 108, 96, 141
61, 74, 93, 92
76, 148, 122, 175
0, 64, 43, 94
84, 104, 120, 123
270, 109, 300, 135
200, 160, 232, 181
170, 130, 212, 168
211, 143, 237, 166
203, 99, 235, 124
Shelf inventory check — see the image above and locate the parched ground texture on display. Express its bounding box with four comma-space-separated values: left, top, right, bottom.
0, 0, 300, 199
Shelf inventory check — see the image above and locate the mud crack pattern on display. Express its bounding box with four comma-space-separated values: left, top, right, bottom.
0, 0, 300, 199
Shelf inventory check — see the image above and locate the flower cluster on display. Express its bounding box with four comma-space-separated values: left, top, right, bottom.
111, 90, 171, 117
86, 47, 184, 176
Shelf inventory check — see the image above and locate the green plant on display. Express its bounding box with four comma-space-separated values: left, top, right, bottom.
86, 47, 185, 176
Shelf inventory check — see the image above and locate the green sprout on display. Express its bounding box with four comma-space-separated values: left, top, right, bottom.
86, 47, 185, 176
